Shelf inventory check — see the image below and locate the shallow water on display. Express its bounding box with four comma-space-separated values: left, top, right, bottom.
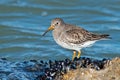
0, 0, 120, 61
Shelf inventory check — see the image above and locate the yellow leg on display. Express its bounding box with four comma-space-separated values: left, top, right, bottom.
77, 50, 81, 58
72, 51, 76, 61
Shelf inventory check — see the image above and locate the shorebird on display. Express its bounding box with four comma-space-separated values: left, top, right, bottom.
42, 18, 109, 60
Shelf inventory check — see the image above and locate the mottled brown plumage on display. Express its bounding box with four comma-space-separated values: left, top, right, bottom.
42, 18, 110, 60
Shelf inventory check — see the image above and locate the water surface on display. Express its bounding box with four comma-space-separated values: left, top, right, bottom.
0, 0, 120, 61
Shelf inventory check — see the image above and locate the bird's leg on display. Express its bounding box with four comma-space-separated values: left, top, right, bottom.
72, 51, 76, 61
77, 50, 81, 59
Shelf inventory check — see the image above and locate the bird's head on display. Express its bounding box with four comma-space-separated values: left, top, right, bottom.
42, 18, 64, 36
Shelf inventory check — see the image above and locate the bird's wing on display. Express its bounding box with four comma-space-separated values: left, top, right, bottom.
61, 28, 90, 44
62, 28, 105, 44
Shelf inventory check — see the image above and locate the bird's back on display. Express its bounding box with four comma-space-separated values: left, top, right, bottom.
59, 24, 109, 44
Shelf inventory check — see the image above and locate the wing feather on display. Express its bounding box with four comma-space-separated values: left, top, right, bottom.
63, 28, 90, 44
61, 28, 107, 44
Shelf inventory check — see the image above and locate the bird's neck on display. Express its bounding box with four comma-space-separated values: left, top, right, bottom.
53, 24, 65, 39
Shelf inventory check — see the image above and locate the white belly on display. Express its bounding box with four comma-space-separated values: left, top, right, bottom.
80, 41, 97, 48
55, 38, 97, 51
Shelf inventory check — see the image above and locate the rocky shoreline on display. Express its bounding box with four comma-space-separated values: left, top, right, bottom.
0, 57, 120, 80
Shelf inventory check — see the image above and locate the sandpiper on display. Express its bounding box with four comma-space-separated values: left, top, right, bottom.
42, 18, 109, 60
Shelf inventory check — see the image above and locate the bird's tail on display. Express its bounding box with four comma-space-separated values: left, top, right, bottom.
100, 34, 111, 39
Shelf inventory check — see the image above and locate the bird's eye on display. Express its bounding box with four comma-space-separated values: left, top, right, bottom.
56, 22, 58, 25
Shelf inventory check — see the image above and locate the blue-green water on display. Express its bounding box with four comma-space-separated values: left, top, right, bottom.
0, 0, 120, 61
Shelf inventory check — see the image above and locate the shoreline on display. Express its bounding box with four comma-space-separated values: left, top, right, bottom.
0, 57, 120, 80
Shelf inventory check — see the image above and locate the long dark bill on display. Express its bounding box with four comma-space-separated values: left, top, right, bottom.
42, 30, 49, 36
41, 25, 54, 36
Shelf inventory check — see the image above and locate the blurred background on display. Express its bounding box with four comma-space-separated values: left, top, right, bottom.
0, 0, 120, 61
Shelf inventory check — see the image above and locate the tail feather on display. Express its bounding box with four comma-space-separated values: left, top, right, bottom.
100, 34, 111, 39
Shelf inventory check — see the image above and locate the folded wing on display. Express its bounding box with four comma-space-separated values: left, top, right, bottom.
62, 28, 109, 44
